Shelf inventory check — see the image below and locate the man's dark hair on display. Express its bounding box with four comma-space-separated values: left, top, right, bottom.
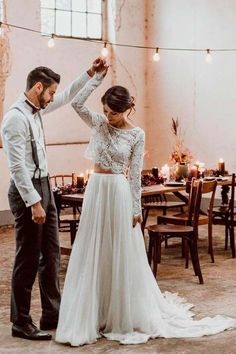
26, 66, 60, 90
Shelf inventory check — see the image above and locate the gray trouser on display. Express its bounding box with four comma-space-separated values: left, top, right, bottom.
8, 177, 61, 326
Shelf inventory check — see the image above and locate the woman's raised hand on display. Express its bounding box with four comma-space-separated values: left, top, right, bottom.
93, 57, 109, 77
87, 57, 109, 78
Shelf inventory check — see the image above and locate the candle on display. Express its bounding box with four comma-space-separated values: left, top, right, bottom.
218, 158, 225, 175
152, 166, 159, 178
195, 161, 200, 168
190, 166, 198, 178
160, 164, 170, 180
88, 169, 94, 180
77, 173, 85, 188
72, 172, 77, 187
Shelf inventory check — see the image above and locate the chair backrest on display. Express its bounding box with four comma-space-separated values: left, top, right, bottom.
229, 173, 235, 224
187, 178, 217, 221
50, 174, 73, 187
202, 179, 217, 219
191, 180, 203, 232
186, 178, 197, 223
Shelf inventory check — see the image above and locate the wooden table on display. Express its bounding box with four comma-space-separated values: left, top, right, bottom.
60, 178, 232, 210
59, 178, 232, 254
61, 184, 187, 206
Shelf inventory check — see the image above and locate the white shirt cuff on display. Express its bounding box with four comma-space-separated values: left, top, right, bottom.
23, 190, 41, 207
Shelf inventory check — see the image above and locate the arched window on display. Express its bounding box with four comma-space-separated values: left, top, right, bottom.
41, 0, 102, 39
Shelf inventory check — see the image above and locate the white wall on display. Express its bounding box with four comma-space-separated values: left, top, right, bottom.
1, 0, 236, 213
0, 0, 147, 211
146, 0, 236, 173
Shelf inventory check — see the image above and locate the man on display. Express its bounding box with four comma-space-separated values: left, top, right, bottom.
1, 58, 103, 340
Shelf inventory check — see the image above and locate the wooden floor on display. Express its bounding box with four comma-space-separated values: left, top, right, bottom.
0, 216, 236, 354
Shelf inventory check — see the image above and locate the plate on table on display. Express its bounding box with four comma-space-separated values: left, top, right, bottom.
165, 181, 185, 187
204, 177, 216, 181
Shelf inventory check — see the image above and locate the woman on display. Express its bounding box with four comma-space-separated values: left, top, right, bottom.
56, 63, 236, 346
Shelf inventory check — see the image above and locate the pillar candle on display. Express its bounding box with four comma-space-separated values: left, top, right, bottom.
77, 173, 85, 188
218, 158, 225, 174
72, 173, 77, 187
161, 164, 170, 180
190, 166, 198, 178
152, 166, 159, 177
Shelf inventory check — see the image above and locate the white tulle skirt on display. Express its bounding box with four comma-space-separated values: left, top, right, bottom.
55, 173, 236, 346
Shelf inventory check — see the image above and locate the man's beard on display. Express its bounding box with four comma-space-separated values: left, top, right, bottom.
38, 91, 50, 109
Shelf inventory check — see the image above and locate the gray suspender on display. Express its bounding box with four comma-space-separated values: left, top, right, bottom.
10, 106, 44, 179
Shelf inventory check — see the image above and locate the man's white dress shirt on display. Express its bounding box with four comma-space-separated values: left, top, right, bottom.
1, 72, 90, 207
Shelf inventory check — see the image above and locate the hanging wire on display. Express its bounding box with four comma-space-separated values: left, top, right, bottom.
2, 20, 236, 53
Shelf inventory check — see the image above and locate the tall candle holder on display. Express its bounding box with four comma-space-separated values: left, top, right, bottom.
77, 174, 85, 189
218, 158, 225, 176
152, 166, 159, 178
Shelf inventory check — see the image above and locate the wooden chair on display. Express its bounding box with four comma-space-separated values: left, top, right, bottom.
50, 174, 80, 249
147, 179, 204, 284
141, 169, 187, 232
157, 179, 217, 262
212, 173, 236, 258
142, 194, 186, 230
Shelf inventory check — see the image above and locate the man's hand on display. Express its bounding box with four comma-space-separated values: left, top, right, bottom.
87, 57, 108, 77
133, 214, 142, 228
31, 201, 46, 224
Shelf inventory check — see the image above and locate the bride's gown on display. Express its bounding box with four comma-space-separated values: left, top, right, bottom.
55, 72, 236, 347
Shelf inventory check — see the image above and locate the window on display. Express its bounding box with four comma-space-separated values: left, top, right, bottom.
41, 0, 102, 39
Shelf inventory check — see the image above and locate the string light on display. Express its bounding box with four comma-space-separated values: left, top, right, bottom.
1, 20, 236, 62
47, 34, 55, 48
101, 42, 109, 57
205, 49, 213, 63
153, 48, 160, 62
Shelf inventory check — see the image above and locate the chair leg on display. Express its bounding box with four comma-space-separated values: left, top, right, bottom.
229, 226, 235, 258
184, 240, 189, 269
189, 239, 204, 284
147, 234, 154, 265
142, 208, 150, 233
70, 221, 77, 245
153, 236, 158, 278
208, 221, 215, 263
181, 238, 186, 258
225, 225, 229, 250
157, 235, 162, 264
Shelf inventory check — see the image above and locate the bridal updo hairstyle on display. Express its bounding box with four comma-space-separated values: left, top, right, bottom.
101, 86, 135, 116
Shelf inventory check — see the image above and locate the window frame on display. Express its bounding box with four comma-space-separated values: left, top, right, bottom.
40, 0, 103, 40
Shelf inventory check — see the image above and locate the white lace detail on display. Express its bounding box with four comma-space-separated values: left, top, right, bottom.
71, 73, 145, 216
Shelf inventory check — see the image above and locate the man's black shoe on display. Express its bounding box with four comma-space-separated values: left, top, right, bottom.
40, 318, 58, 331
12, 323, 52, 340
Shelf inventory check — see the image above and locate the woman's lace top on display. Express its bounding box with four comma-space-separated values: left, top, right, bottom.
71, 73, 145, 216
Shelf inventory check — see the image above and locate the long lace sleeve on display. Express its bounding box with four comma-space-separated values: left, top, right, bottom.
43, 72, 90, 115
71, 72, 106, 128
129, 130, 145, 216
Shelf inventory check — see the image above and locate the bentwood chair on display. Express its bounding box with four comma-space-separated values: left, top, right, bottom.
147, 179, 204, 284
50, 174, 80, 249
142, 194, 186, 230
157, 179, 217, 262
212, 173, 236, 258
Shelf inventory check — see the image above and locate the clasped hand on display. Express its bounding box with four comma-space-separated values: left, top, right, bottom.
88, 57, 109, 77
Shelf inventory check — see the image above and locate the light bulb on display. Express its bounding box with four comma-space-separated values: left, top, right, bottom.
101, 43, 108, 57
153, 48, 160, 62
205, 49, 212, 63
47, 36, 55, 48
